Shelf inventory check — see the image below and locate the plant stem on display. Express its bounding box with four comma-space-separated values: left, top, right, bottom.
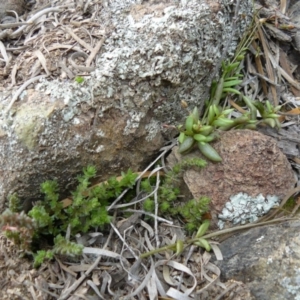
140, 217, 296, 259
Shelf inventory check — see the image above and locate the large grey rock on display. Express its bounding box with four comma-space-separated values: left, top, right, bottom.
0, 0, 253, 210
213, 220, 300, 299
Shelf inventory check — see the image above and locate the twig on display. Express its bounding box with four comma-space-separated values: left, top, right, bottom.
110, 222, 139, 260
124, 209, 173, 224
154, 169, 160, 248
86, 35, 106, 67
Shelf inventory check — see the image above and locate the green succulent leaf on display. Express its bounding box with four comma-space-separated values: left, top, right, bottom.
196, 220, 210, 238
193, 134, 209, 142
178, 132, 186, 144
194, 238, 211, 251
178, 136, 194, 153
222, 87, 241, 95
198, 142, 222, 162
185, 115, 195, 132
222, 79, 243, 88
191, 107, 199, 123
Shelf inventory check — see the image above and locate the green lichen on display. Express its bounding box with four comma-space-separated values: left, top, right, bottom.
14, 102, 56, 149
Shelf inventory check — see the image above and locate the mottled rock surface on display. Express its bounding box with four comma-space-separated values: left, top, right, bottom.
0, 0, 253, 210
213, 220, 300, 299
0, 0, 26, 19
168, 130, 296, 227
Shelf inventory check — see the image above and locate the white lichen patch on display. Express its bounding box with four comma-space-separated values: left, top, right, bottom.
218, 193, 280, 229
123, 111, 145, 135
96, 129, 105, 137
145, 119, 161, 141
95, 145, 105, 153
280, 269, 300, 299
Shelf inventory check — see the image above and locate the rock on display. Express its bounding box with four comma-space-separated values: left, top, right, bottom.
167, 130, 296, 228
0, 0, 27, 20
213, 220, 300, 299
290, 1, 300, 51
0, 0, 253, 210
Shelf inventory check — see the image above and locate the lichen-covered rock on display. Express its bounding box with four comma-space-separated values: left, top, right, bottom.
0, 0, 253, 210
213, 220, 300, 299
168, 130, 296, 227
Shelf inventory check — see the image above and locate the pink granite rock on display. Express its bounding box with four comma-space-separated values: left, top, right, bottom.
168, 130, 296, 227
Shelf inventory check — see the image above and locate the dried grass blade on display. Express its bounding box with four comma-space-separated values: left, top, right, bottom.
256, 19, 278, 105
280, 0, 287, 14
163, 265, 176, 286
9, 64, 18, 88
279, 49, 300, 95
64, 27, 93, 52
86, 280, 105, 299
55, 257, 77, 277
0, 41, 9, 65
101, 271, 115, 296
153, 268, 167, 296
86, 35, 106, 67
195, 262, 221, 295
0, 22, 29, 29
167, 288, 194, 300
155, 260, 197, 296
210, 242, 223, 261
251, 40, 268, 95
229, 99, 247, 114
140, 220, 154, 238
268, 50, 300, 90
147, 275, 158, 300
34, 50, 50, 76
82, 247, 120, 258
59, 255, 102, 300
10, 7, 63, 38
125, 259, 155, 298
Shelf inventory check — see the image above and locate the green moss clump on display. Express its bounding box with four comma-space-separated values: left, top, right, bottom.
142, 158, 211, 232
0, 166, 138, 267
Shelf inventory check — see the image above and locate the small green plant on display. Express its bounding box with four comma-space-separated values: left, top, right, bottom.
180, 197, 211, 232
177, 57, 281, 161
142, 158, 211, 231
7, 193, 22, 213
74, 76, 84, 84
0, 166, 138, 267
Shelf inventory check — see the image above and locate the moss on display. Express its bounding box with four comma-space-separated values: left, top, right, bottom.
142, 157, 211, 232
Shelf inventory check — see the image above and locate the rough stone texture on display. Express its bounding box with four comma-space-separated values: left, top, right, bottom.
290, 0, 300, 51
0, 0, 26, 20
167, 130, 296, 227
0, 0, 253, 210
213, 220, 300, 300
